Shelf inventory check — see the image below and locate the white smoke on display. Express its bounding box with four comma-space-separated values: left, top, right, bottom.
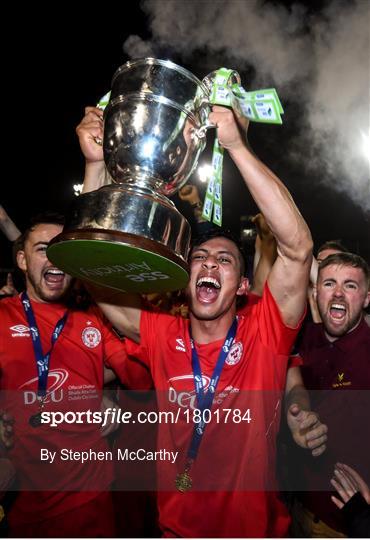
123, 0, 370, 213
305, 0, 370, 211
124, 34, 155, 58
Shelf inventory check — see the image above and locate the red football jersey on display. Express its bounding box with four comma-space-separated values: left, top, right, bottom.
125, 283, 303, 537
0, 295, 124, 523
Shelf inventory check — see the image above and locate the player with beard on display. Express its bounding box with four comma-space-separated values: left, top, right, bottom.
289, 252, 370, 537
77, 104, 327, 537
0, 213, 128, 537
308, 240, 349, 323
315, 253, 369, 337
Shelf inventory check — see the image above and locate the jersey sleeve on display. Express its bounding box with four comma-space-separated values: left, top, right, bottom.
124, 311, 152, 368
89, 306, 131, 381
125, 309, 179, 372
96, 309, 127, 362
288, 354, 303, 368
255, 282, 306, 355
93, 308, 153, 390
114, 350, 154, 390
237, 292, 261, 316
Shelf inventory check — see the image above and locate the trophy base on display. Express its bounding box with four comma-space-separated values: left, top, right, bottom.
48, 229, 189, 293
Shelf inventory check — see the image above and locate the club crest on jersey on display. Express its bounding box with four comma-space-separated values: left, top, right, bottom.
225, 341, 243, 366
82, 327, 101, 348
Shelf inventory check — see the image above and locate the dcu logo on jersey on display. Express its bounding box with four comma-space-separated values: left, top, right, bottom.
168, 374, 211, 409
225, 342, 243, 366
82, 327, 101, 348
19, 369, 69, 405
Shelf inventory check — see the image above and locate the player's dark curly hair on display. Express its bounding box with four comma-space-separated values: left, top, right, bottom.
189, 228, 246, 276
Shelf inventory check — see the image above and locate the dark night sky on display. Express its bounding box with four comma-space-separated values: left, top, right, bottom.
1, 2, 369, 275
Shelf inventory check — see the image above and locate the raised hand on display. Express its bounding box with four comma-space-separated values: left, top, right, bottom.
331, 462, 370, 509
287, 403, 328, 457
76, 106, 104, 164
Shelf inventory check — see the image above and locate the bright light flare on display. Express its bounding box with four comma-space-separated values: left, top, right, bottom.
73, 184, 83, 196
132, 103, 147, 132
361, 130, 370, 164
198, 164, 213, 183
141, 137, 158, 159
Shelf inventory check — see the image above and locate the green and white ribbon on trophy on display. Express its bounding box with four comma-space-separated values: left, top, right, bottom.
202, 68, 284, 226
202, 138, 224, 226
97, 91, 111, 110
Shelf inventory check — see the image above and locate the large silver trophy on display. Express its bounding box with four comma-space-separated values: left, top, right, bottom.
48, 58, 220, 293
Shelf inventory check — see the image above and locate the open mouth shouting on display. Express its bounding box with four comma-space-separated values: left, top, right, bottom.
196, 276, 221, 304
43, 268, 66, 288
328, 302, 347, 324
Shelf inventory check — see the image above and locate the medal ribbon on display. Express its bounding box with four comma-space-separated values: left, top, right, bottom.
187, 318, 237, 461
21, 292, 68, 398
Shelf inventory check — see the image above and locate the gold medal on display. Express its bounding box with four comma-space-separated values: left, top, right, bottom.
29, 412, 42, 427
29, 396, 46, 428
175, 471, 192, 492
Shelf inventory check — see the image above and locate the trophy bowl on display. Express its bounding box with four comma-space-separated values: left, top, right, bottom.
48, 58, 211, 293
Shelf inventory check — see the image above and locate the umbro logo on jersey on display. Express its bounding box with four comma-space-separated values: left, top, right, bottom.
10, 324, 30, 337
175, 338, 186, 352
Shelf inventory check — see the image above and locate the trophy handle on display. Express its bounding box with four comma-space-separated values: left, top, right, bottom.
192, 121, 216, 140
192, 68, 241, 141
202, 69, 241, 89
